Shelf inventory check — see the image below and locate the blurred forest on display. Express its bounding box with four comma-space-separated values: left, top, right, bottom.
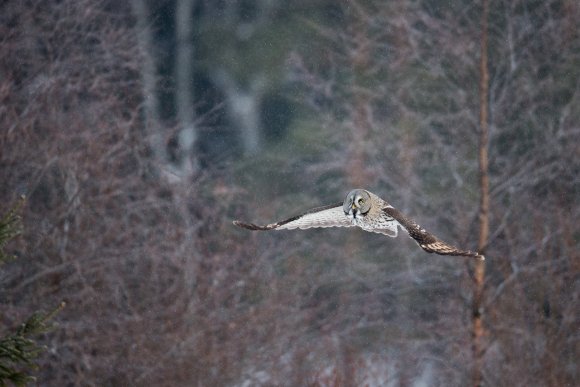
1, 0, 578, 385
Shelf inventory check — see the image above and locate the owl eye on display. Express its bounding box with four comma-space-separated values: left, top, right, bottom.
358, 198, 364, 205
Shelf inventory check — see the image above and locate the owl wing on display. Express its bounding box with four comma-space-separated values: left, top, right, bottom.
364, 213, 400, 238
382, 206, 480, 258
234, 202, 353, 231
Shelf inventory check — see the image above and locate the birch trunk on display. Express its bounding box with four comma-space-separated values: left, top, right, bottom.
174, 0, 197, 176
130, 0, 166, 165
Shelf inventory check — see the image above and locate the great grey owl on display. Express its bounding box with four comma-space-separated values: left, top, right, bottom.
234, 189, 483, 259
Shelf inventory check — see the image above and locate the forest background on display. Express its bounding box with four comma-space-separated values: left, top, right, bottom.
1, 0, 578, 385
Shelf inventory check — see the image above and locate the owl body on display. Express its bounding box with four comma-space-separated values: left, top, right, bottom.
342, 189, 399, 237
234, 188, 482, 259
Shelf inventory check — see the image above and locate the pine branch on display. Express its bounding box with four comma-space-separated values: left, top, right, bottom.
0, 196, 25, 266
0, 197, 65, 385
0, 303, 65, 387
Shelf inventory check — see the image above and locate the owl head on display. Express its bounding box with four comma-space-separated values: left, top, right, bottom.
343, 189, 372, 217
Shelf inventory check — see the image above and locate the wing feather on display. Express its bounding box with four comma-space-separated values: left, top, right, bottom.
382, 207, 480, 258
365, 219, 399, 238
365, 228, 398, 237
234, 202, 352, 231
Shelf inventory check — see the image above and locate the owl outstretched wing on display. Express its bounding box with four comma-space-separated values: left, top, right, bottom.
234, 202, 353, 231
363, 219, 399, 238
382, 206, 481, 258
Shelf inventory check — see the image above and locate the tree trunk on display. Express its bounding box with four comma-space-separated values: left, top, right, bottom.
213, 71, 265, 156
174, 0, 197, 177
347, 12, 372, 188
130, 0, 166, 165
473, 0, 489, 385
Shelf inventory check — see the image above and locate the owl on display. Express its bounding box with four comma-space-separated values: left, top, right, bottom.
234, 189, 483, 259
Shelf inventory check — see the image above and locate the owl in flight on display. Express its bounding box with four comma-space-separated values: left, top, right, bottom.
234, 189, 483, 259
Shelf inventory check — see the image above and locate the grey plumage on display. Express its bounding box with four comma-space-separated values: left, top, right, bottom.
234, 189, 483, 259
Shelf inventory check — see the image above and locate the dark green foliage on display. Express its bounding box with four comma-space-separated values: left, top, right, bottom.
0, 197, 24, 266
0, 304, 64, 387
0, 198, 63, 386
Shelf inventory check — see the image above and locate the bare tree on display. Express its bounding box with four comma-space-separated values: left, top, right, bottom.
288, 0, 579, 385
473, 0, 489, 385
196, 0, 289, 156
212, 70, 267, 155
174, 0, 198, 176
0, 1, 202, 384
1, 0, 577, 385
130, 0, 167, 167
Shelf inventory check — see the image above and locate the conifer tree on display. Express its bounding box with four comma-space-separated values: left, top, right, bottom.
0, 197, 64, 386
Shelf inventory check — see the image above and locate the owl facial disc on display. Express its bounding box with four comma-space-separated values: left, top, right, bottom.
343, 189, 372, 220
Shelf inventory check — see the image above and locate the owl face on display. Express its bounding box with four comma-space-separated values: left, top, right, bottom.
343, 189, 372, 220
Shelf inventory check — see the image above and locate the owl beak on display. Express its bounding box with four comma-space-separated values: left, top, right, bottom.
351, 203, 358, 218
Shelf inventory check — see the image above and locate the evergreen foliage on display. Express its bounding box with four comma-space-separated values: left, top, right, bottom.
0, 198, 64, 386
0, 197, 24, 266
